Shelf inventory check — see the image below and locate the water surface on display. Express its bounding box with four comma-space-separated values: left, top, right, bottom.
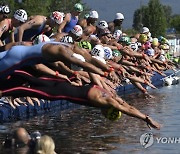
0, 84, 180, 154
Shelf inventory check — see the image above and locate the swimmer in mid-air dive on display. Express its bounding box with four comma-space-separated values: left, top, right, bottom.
0, 70, 161, 130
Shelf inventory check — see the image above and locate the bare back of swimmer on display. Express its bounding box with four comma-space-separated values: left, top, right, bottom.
0, 41, 105, 78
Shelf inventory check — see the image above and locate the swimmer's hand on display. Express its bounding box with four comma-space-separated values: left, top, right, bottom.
145, 115, 161, 130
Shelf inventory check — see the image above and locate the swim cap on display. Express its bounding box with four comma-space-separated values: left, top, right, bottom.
51, 11, 64, 24
97, 20, 108, 29
89, 10, 98, 19
115, 13, 124, 20
30, 131, 41, 141
144, 41, 151, 49
113, 29, 122, 40
138, 34, 148, 43
0, 5, 10, 14
158, 36, 169, 44
112, 50, 121, 57
159, 54, 166, 62
159, 44, 169, 50
141, 27, 149, 34
74, 3, 83, 12
14, 9, 27, 23
91, 44, 104, 58
103, 46, 112, 60
105, 107, 122, 121
152, 38, 159, 47
145, 48, 155, 56
61, 35, 74, 44
78, 41, 92, 50
130, 42, 138, 51
33, 34, 50, 45
84, 13, 89, 19
71, 25, 83, 37
118, 36, 131, 45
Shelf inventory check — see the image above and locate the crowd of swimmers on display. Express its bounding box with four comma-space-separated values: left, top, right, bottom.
0, 2, 179, 142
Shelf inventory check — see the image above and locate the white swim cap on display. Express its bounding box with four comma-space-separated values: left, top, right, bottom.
97, 20, 108, 29
130, 42, 138, 51
159, 54, 166, 62
103, 46, 113, 60
142, 27, 149, 34
113, 29, 122, 40
71, 25, 83, 37
91, 44, 105, 58
33, 34, 50, 44
14, 9, 27, 23
115, 13, 124, 20
51, 11, 64, 24
89, 10, 99, 19
145, 48, 155, 56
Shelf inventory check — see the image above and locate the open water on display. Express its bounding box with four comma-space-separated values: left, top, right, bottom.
0, 83, 180, 154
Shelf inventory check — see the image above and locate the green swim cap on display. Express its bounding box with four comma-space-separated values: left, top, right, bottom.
78, 41, 92, 50
84, 13, 89, 19
74, 3, 83, 12
105, 107, 122, 121
112, 49, 121, 57
118, 36, 131, 45
138, 34, 148, 43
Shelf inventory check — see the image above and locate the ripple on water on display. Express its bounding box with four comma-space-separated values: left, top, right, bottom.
0, 84, 180, 153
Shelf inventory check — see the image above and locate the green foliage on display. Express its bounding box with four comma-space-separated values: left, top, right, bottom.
147, 0, 167, 37
163, 5, 172, 27
0, 0, 89, 17
133, 0, 168, 37
170, 15, 180, 33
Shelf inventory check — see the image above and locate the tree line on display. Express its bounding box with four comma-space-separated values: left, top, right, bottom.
0, 0, 179, 37
0, 0, 89, 17
133, 0, 180, 37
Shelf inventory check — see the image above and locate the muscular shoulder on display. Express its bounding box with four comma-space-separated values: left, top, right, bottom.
84, 25, 96, 36
64, 13, 71, 22
78, 19, 87, 29
108, 22, 115, 33
28, 15, 46, 24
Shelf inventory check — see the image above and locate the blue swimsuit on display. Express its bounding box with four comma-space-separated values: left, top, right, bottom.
22, 22, 46, 41
63, 15, 78, 33
0, 42, 64, 78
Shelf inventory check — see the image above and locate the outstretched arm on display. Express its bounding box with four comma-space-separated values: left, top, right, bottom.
88, 86, 161, 129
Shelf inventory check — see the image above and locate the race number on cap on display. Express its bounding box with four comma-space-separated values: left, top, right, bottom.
51, 11, 64, 24
97, 20, 108, 29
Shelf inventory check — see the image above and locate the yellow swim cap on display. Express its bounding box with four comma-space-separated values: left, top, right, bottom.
106, 107, 122, 121
152, 38, 159, 47
139, 34, 148, 43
